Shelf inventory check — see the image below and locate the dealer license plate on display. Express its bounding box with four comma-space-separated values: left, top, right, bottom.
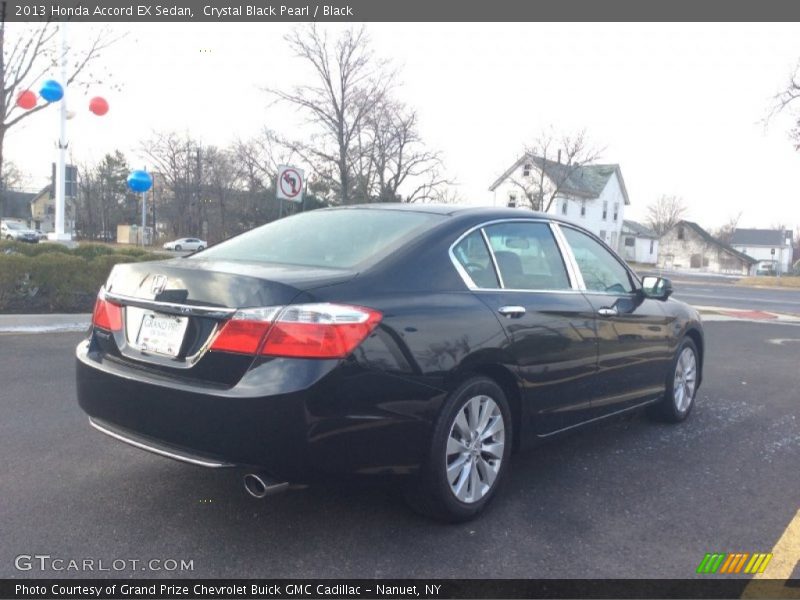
136, 312, 188, 357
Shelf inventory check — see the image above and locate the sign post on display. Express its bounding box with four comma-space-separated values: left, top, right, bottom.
276, 165, 304, 218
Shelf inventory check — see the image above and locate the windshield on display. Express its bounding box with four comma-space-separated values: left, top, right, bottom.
3, 222, 23, 230
196, 209, 445, 269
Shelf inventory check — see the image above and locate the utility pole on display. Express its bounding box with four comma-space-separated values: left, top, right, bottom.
51, 22, 70, 241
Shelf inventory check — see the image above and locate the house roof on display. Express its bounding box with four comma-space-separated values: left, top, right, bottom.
489, 154, 630, 205
670, 220, 757, 264
622, 219, 657, 238
730, 228, 789, 247
1, 190, 36, 219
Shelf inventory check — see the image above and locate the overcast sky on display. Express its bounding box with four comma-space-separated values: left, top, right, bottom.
6, 22, 800, 229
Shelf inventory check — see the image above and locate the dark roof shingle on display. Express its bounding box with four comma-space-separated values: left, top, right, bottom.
730, 228, 788, 246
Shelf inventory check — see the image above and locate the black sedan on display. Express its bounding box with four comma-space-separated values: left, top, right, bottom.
76, 205, 704, 521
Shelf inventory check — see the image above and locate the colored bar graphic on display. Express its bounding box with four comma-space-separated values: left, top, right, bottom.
696, 552, 773, 575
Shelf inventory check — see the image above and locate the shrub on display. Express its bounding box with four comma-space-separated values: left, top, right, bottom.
72, 243, 116, 260
0, 254, 32, 311
27, 253, 94, 312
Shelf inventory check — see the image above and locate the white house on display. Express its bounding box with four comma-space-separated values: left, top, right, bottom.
487, 155, 630, 251
620, 219, 659, 264
730, 228, 794, 274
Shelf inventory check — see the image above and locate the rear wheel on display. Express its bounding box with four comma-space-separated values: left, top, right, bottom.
649, 338, 699, 423
405, 376, 512, 522
197, 245, 205, 251
175, 244, 182, 251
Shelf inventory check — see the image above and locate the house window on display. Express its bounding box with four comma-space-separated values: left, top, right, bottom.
599, 230, 607, 241
624, 237, 635, 247
677, 226, 685, 240
649, 239, 654, 254
522, 163, 532, 177
580, 200, 586, 217
613, 202, 619, 222
561, 200, 568, 215
602, 201, 608, 220
507, 193, 517, 208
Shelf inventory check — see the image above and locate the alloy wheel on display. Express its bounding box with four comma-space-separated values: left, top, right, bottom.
673, 347, 697, 413
445, 394, 505, 504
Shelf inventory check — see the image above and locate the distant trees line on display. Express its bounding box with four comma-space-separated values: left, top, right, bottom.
75, 25, 451, 243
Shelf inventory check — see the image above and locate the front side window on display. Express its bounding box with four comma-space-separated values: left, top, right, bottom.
483, 222, 571, 290
561, 226, 634, 294
452, 230, 500, 289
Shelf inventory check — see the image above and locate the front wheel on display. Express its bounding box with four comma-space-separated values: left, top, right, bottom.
649, 338, 699, 423
197, 246, 204, 251
174, 245, 182, 251
405, 376, 512, 522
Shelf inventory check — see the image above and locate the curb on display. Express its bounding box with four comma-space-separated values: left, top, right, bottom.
694, 305, 800, 323
0, 313, 91, 333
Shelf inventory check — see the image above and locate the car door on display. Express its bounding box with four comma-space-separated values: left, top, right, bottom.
557, 224, 673, 418
451, 220, 598, 437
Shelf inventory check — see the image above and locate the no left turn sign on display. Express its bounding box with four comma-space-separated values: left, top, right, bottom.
277, 165, 304, 203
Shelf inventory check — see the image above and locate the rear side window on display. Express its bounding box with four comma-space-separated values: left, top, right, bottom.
452, 230, 500, 289
197, 209, 445, 269
483, 222, 571, 290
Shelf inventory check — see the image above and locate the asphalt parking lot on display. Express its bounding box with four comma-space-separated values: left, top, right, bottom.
1, 319, 799, 579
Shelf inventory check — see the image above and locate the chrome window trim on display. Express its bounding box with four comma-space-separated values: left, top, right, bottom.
448, 217, 581, 294
550, 223, 585, 290
103, 290, 237, 319
480, 227, 505, 288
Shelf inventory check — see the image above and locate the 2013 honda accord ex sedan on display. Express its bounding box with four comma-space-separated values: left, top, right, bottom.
76, 204, 704, 521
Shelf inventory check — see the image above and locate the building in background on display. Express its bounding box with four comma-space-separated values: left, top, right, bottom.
488, 156, 629, 249
658, 220, 756, 275
730, 228, 794, 274
620, 219, 659, 264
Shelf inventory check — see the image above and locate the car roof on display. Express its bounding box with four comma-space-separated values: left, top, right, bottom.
323, 202, 573, 225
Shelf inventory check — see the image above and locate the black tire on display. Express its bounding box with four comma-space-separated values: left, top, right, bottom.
5, 235, 12, 241
175, 245, 182, 251
648, 337, 699, 423
197, 246, 204, 251
405, 376, 512, 522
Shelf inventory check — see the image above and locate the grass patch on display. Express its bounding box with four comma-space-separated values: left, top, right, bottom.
737, 276, 800, 289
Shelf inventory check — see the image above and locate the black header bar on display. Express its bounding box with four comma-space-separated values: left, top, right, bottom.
5, 0, 800, 22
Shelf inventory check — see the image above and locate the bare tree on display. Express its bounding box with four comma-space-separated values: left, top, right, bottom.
265, 25, 393, 205
0, 17, 118, 217
507, 127, 603, 212
141, 131, 205, 237
646, 195, 688, 236
366, 101, 448, 202
713, 211, 742, 245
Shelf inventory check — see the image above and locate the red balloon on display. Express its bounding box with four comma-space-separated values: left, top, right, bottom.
89, 96, 109, 116
16, 90, 36, 110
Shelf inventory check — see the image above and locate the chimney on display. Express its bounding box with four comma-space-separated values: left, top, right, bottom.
557, 149, 562, 164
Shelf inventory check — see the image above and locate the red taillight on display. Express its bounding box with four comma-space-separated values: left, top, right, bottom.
92, 294, 122, 331
209, 303, 382, 359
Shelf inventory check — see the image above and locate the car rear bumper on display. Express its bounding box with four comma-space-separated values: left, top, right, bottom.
76, 338, 443, 481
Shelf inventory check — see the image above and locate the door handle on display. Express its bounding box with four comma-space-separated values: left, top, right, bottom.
597, 307, 618, 317
498, 305, 526, 318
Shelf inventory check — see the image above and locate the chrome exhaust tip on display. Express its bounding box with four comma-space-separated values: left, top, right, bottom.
243, 472, 289, 499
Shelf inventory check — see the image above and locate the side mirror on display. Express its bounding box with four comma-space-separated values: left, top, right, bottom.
641, 276, 673, 300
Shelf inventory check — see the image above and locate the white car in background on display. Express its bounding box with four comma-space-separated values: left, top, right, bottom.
162, 237, 206, 252
1, 221, 39, 243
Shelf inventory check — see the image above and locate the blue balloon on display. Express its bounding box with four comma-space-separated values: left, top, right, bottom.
127, 170, 153, 193
39, 79, 64, 103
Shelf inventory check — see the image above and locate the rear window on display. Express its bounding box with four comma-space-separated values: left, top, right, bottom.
196, 209, 445, 269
